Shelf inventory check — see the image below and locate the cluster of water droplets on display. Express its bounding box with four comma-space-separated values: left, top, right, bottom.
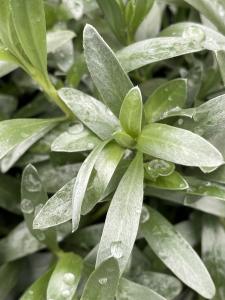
49, 272, 76, 299
110, 241, 124, 259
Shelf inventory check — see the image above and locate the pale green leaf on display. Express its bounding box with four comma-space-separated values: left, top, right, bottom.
21, 164, 58, 251
141, 206, 215, 299
72, 141, 108, 231
144, 79, 187, 123
47, 252, 83, 300
116, 278, 167, 300
11, 0, 47, 76
146, 171, 189, 190
137, 123, 224, 167
0, 118, 58, 161
51, 124, 101, 152
58, 88, 119, 140
96, 152, 143, 273
119, 86, 143, 137
81, 257, 120, 300
83, 24, 133, 116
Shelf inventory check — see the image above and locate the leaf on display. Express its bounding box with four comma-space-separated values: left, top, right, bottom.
96, 0, 127, 43
0, 173, 20, 214
137, 123, 224, 167
11, 0, 47, 76
72, 141, 108, 231
47, 30, 76, 53
47, 252, 83, 300
144, 79, 187, 123
0, 118, 58, 161
0, 121, 57, 173
0, 222, 43, 264
96, 152, 143, 273
141, 206, 215, 299
202, 215, 225, 300
0, 61, 18, 78
184, 0, 225, 34
133, 271, 182, 300
146, 171, 189, 190
21, 164, 58, 251
83, 24, 133, 116
33, 178, 75, 230
116, 278, 167, 300
81, 142, 124, 214
119, 86, 143, 138
113, 130, 135, 148
216, 51, 225, 85
58, 88, 119, 140
20, 268, 53, 300
117, 23, 225, 72
0, 261, 21, 299
51, 124, 101, 152
81, 257, 120, 300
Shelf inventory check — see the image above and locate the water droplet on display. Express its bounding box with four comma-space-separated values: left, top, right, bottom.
98, 277, 108, 285
140, 206, 150, 223
68, 123, 84, 134
21, 199, 34, 214
110, 241, 123, 259
178, 118, 184, 125
25, 173, 42, 192
87, 142, 94, 149
168, 96, 173, 101
61, 289, 72, 298
182, 26, 205, 43
63, 273, 75, 285
218, 4, 225, 17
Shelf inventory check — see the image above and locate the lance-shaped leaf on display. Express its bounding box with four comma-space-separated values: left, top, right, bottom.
51, 124, 101, 152
134, 271, 182, 300
141, 206, 215, 299
119, 86, 142, 138
202, 215, 225, 300
21, 164, 58, 251
117, 278, 167, 300
11, 0, 47, 76
58, 88, 119, 140
96, 152, 143, 273
117, 23, 225, 72
83, 24, 133, 116
47, 30, 76, 53
184, 0, 225, 34
72, 141, 108, 231
20, 268, 53, 300
0, 118, 58, 161
81, 257, 120, 300
96, 0, 127, 44
47, 252, 83, 300
33, 178, 75, 229
81, 142, 124, 214
144, 79, 187, 123
137, 123, 224, 167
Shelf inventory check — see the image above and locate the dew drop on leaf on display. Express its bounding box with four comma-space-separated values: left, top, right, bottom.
98, 277, 108, 285
61, 288, 72, 298
182, 26, 206, 43
63, 272, 75, 285
110, 241, 123, 259
21, 199, 34, 214
140, 206, 150, 224
178, 118, 184, 125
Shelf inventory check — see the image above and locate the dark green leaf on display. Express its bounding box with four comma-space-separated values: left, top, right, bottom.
0, 261, 21, 299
